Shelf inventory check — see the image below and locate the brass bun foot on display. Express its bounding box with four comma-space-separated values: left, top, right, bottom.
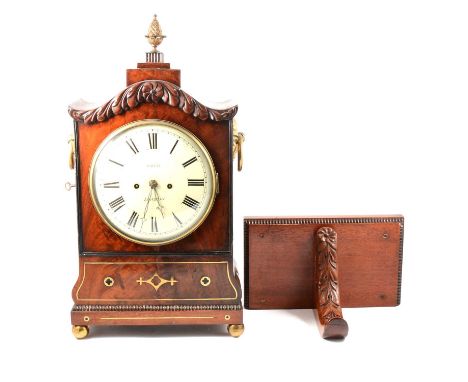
227, 324, 244, 338
72, 325, 89, 339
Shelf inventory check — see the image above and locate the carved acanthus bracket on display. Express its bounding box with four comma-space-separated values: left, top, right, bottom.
315, 227, 349, 339
68, 80, 238, 124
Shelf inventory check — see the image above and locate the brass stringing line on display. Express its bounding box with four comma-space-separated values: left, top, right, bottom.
75, 264, 87, 301
99, 316, 215, 320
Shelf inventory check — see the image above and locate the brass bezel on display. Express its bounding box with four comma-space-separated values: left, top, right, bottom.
88, 119, 217, 246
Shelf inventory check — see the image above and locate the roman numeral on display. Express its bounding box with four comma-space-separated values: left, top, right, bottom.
188, 179, 205, 186
109, 159, 124, 167
126, 139, 139, 154
182, 195, 200, 210
170, 140, 179, 154
148, 132, 157, 149
172, 212, 182, 226
151, 217, 158, 232
109, 196, 125, 212
127, 211, 139, 227
103, 181, 120, 188
182, 157, 197, 167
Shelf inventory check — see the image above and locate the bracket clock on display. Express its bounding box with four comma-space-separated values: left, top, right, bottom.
67, 15, 245, 339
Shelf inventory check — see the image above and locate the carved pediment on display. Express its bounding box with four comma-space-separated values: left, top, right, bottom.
68, 80, 238, 124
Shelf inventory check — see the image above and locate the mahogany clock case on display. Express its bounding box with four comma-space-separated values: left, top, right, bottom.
68, 66, 243, 331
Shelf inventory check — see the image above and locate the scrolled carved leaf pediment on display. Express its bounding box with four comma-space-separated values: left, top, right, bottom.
68, 80, 238, 124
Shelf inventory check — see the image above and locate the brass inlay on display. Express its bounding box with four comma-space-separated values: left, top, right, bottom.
100, 316, 214, 321
200, 276, 211, 287
76, 261, 238, 302
224, 315, 231, 321
137, 272, 178, 292
103, 277, 114, 287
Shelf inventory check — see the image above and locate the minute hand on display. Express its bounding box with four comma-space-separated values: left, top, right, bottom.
153, 184, 165, 218
140, 187, 153, 231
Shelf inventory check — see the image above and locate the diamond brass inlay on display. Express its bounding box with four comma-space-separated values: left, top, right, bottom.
137, 272, 178, 293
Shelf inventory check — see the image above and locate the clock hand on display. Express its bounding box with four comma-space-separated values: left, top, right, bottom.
140, 187, 154, 231
142, 189, 153, 218
153, 187, 166, 218
149, 179, 165, 218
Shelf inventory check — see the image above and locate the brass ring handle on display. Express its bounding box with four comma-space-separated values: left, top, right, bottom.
68, 137, 75, 170
233, 119, 245, 172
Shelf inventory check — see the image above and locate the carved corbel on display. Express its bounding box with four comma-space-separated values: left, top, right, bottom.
315, 227, 349, 339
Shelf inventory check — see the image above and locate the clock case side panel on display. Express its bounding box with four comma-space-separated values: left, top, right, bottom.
75, 103, 233, 256
74, 120, 84, 254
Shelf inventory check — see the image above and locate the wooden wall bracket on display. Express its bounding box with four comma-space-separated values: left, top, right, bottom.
244, 216, 404, 340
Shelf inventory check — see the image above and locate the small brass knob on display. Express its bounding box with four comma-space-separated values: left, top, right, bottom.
65, 182, 76, 191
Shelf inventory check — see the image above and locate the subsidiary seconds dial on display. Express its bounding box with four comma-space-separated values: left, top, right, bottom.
89, 119, 217, 246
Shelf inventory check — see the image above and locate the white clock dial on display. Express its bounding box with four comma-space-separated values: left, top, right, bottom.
89, 119, 217, 246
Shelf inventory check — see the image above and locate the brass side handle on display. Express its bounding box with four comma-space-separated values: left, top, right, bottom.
68, 136, 76, 170
233, 119, 245, 172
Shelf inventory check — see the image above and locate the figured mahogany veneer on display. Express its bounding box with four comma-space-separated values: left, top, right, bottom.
71, 254, 243, 328
73, 255, 239, 303
71, 253, 243, 329
75, 102, 232, 253
127, 62, 181, 86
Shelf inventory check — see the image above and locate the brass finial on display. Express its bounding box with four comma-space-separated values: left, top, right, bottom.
145, 15, 165, 54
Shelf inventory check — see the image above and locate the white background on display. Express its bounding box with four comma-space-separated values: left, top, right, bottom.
0, 1, 466, 381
